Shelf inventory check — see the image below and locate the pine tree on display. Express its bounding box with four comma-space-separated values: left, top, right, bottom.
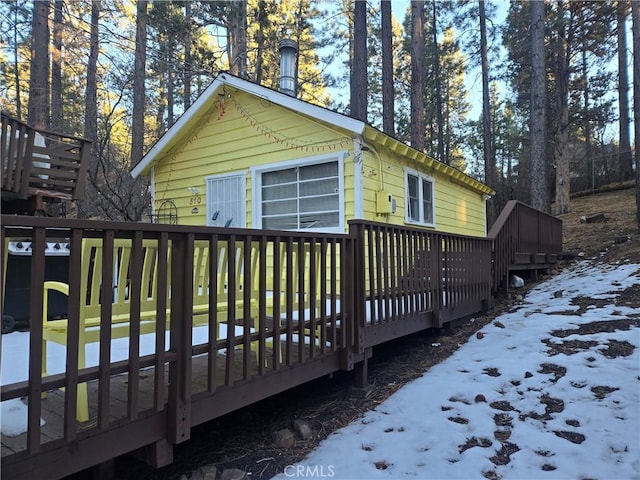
410, 0, 425, 151
28, 0, 50, 129
618, 1, 633, 181
530, 0, 548, 211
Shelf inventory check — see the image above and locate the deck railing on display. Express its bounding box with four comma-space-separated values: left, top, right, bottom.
1, 209, 561, 479
1, 113, 91, 202
488, 200, 563, 293
348, 221, 493, 352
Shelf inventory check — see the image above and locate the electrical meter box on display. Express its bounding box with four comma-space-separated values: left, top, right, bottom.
376, 191, 396, 214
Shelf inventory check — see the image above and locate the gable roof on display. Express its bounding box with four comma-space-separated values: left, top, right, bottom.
131, 73, 494, 196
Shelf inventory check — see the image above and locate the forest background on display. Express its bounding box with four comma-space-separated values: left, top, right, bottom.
1, 0, 639, 228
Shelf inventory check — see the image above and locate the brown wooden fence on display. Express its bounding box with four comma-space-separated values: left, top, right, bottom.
0, 207, 561, 479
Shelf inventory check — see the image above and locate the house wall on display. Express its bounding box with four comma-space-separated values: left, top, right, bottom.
152, 90, 354, 227
151, 88, 486, 237
359, 148, 487, 237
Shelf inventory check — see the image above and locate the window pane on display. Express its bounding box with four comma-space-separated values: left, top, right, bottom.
262, 199, 297, 215
299, 178, 338, 197
262, 168, 296, 186
422, 179, 433, 223
300, 194, 338, 213
407, 174, 419, 221
263, 215, 298, 230
299, 212, 339, 229
262, 183, 296, 201
299, 161, 338, 180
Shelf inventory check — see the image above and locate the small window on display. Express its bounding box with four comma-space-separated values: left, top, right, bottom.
206, 173, 246, 228
405, 168, 434, 226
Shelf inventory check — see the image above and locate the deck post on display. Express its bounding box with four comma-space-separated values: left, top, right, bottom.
167, 233, 194, 444
133, 439, 174, 469
431, 233, 443, 328
354, 356, 368, 388
353, 347, 373, 388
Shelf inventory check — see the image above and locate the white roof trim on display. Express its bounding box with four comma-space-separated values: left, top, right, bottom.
131, 73, 366, 178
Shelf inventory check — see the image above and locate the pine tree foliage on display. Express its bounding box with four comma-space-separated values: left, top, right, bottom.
0, 0, 634, 221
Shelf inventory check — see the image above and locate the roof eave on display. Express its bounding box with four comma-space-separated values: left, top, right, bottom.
362, 126, 495, 196
131, 76, 226, 178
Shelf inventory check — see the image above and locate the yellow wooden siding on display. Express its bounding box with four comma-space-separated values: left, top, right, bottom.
152, 90, 354, 228
151, 88, 486, 236
358, 149, 486, 237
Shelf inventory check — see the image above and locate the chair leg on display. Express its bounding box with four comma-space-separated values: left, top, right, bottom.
77, 383, 89, 422
41, 339, 48, 399
76, 344, 89, 422
250, 338, 281, 367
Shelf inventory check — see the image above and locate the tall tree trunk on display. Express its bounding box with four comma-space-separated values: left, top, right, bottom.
410, 0, 425, 151
131, 0, 147, 165
84, 0, 99, 143
28, 0, 50, 129
554, 0, 570, 215
580, 15, 594, 193
228, 1, 247, 77
167, 48, 174, 127
51, 0, 63, 132
432, 2, 445, 162
255, 0, 267, 84
530, 0, 549, 212
632, 0, 640, 230
13, 5, 22, 118
381, 0, 394, 135
618, 0, 633, 181
80, 0, 99, 220
166, 2, 175, 127
184, 0, 192, 110
351, 0, 367, 121
479, 0, 495, 223
237, 1, 247, 78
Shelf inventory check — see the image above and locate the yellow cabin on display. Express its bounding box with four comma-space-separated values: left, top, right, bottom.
131, 73, 494, 236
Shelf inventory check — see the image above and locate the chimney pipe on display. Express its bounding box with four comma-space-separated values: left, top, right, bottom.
279, 39, 298, 97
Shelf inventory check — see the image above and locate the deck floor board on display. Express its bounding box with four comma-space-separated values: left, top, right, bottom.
1, 344, 323, 457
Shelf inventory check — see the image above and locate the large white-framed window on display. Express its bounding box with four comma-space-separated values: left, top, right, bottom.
205, 172, 246, 228
404, 167, 435, 227
252, 154, 345, 233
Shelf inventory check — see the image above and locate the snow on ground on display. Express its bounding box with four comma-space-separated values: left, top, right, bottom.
272, 262, 640, 480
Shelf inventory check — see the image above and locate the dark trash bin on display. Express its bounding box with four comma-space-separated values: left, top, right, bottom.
2, 239, 70, 333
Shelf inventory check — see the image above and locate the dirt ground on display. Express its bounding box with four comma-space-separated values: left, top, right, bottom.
558, 184, 640, 264
111, 187, 640, 480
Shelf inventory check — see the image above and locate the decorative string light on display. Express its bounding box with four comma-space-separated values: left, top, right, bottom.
228, 95, 350, 152
157, 91, 352, 208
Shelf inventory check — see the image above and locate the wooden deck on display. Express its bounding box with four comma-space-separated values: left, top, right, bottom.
0, 210, 562, 479
1, 343, 321, 456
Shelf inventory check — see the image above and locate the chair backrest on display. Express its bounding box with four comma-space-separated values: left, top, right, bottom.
80, 238, 165, 323
276, 241, 324, 315
76, 237, 262, 326
192, 239, 260, 315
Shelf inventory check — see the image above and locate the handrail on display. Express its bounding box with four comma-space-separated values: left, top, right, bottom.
1, 113, 92, 202
488, 200, 563, 292
1, 113, 91, 143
